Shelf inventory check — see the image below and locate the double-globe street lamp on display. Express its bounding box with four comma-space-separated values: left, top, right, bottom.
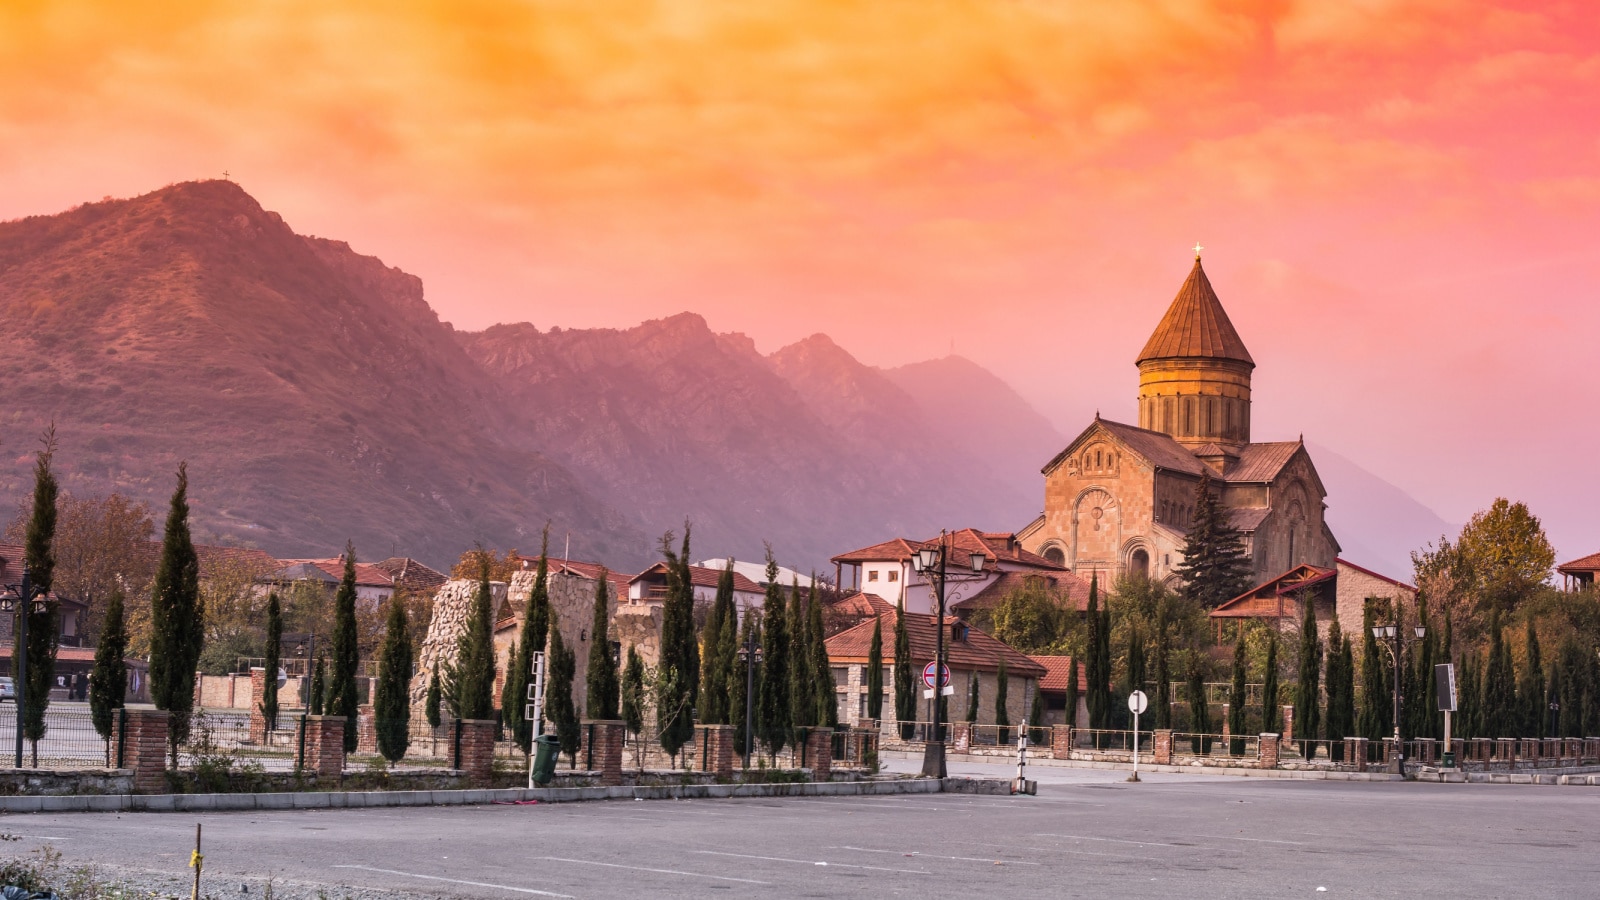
737, 606, 762, 765
1371, 614, 1426, 774
0, 568, 56, 768
910, 534, 987, 779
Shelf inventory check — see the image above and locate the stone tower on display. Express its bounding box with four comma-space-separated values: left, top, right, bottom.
1135, 255, 1255, 453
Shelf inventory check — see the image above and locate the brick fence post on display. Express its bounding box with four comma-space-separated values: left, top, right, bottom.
356, 705, 378, 755
692, 724, 734, 780
298, 715, 346, 780
248, 667, 267, 745
805, 728, 832, 782
1281, 707, 1294, 745
1051, 725, 1073, 759
1346, 737, 1368, 772
1258, 733, 1280, 769
457, 719, 497, 782
581, 720, 626, 786
951, 721, 972, 753
114, 707, 171, 794
1153, 729, 1173, 765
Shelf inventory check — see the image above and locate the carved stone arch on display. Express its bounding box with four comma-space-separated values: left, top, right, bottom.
1071, 487, 1121, 573
1120, 536, 1152, 580
1040, 541, 1067, 568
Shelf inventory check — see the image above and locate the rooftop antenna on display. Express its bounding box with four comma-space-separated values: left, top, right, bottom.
563, 532, 570, 564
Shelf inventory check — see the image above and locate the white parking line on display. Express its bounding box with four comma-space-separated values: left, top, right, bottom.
694, 849, 928, 875
832, 845, 1041, 865
331, 865, 573, 897
536, 856, 770, 884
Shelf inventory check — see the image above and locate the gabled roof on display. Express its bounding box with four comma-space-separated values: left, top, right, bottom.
826, 591, 898, 620
1137, 258, 1254, 367
551, 559, 633, 594
1226, 441, 1304, 484
825, 607, 1046, 678
277, 558, 395, 589
373, 557, 448, 593
1335, 558, 1415, 591
1044, 418, 1206, 477
1209, 564, 1336, 620
951, 570, 1093, 613
832, 529, 1061, 573
1557, 552, 1600, 575
1227, 508, 1272, 534
630, 562, 764, 595
1029, 655, 1087, 693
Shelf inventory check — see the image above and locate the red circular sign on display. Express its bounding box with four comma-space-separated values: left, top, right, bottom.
922, 661, 951, 688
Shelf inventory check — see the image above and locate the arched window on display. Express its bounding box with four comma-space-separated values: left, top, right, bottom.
1044, 546, 1066, 567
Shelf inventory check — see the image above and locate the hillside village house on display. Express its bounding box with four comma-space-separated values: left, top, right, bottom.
824, 595, 1045, 730
832, 529, 1083, 616
1208, 559, 1417, 642
1030, 655, 1089, 728
274, 557, 399, 605
1557, 551, 1599, 591
627, 563, 765, 610
0, 543, 148, 701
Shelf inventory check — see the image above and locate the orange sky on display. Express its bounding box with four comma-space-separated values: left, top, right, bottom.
3, 1, 1598, 558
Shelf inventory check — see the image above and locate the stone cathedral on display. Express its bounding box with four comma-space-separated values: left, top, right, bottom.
1018, 254, 1339, 586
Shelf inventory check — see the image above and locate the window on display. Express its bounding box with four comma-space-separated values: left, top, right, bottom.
867, 570, 879, 582
836, 691, 849, 720
887, 570, 898, 582
858, 693, 868, 718
833, 666, 849, 687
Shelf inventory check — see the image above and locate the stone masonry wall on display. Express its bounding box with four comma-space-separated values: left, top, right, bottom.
411, 578, 509, 712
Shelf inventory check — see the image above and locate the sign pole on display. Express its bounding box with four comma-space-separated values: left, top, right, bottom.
1126, 690, 1148, 783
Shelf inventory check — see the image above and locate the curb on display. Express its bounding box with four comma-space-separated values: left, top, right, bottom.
0, 776, 1003, 814
881, 749, 1405, 781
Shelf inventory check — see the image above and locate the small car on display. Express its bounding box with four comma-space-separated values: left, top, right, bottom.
0, 677, 13, 702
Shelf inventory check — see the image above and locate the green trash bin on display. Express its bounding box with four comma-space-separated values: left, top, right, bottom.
532, 734, 561, 785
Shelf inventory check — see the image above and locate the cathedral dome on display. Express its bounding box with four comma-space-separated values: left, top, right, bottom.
1137, 258, 1254, 367
1137, 256, 1254, 449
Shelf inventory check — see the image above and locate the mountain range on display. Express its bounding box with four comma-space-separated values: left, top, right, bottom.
0, 180, 1450, 580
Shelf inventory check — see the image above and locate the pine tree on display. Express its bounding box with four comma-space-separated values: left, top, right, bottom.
586, 567, 619, 720
1358, 601, 1387, 741
866, 617, 884, 721
17, 431, 59, 767
1154, 599, 1172, 730
966, 672, 980, 723
1262, 631, 1281, 735
759, 551, 793, 753
1228, 637, 1247, 756
262, 593, 283, 732
1085, 575, 1105, 731
808, 584, 835, 728
453, 555, 497, 722
328, 542, 362, 752
89, 585, 128, 740
1172, 472, 1254, 608
621, 646, 647, 763
148, 462, 203, 764
425, 661, 442, 729
655, 528, 698, 757
700, 563, 734, 724
1187, 655, 1212, 754
546, 614, 579, 765
1295, 595, 1322, 758
892, 600, 914, 741
788, 578, 813, 729
1519, 620, 1544, 738
374, 593, 413, 763
509, 536, 551, 752
310, 656, 326, 715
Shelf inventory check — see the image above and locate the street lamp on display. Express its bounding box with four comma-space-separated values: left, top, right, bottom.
909, 532, 988, 778
737, 609, 762, 765
1370, 613, 1425, 774
1, 568, 55, 768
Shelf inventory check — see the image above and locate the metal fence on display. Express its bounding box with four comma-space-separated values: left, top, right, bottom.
0, 704, 113, 768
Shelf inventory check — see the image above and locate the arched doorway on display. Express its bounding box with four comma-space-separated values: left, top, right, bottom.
1130, 548, 1150, 579
1043, 546, 1066, 567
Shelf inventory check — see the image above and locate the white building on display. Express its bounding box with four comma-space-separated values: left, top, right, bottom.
831, 528, 1076, 615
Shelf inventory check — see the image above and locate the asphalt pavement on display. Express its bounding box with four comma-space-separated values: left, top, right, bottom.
1, 759, 1595, 899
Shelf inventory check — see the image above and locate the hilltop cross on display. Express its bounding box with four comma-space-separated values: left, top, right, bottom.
1193, 242, 1204, 259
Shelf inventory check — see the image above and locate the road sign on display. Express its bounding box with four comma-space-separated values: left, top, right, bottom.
276, 667, 288, 689
1435, 663, 1457, 712
922, 661, 951, 689
1128, 690, 1148, 715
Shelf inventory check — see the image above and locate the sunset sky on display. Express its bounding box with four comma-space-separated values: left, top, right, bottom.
2, 1, 1597, 560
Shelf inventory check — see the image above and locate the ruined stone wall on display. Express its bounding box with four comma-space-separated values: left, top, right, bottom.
410, 578, 509, 711
490, 569, 620, 721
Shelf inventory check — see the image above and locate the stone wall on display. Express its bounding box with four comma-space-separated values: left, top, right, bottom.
411, 578, 510, 711
1334, 561, 1415, 644
491, 568, 614, 720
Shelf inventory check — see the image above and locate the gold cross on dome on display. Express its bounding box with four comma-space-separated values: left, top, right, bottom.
1193, 242, 1204, 259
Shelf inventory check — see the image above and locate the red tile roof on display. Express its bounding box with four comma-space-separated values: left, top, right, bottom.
1136, 258, 1254, 366
553, 559, 632, 593
832, 528, 1061, 573
825, 607, 1045, 678
278, 558, 395, 588
1210, 564, 1336, 619
951, 570, 1094, 613
630, 562, 764, 595
826, 591, 898, 619
1029, 655, 1086, 693
373, 557, 448, 592
1557, 552, 1600, 575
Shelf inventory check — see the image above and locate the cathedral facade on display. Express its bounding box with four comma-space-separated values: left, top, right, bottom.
1018, 256, 1339, 586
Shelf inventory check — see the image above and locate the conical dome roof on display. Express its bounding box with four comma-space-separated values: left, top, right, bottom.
1136, 258, 1254, 367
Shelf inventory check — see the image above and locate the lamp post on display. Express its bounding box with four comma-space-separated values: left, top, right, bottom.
737, 611, 762, 765
1370, 613, 1425, 775
909, 532, 987, 779
1, 569, 53, 768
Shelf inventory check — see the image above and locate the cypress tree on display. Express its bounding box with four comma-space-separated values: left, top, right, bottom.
310, 656, 326, 715
509, 537, 551, 752
1127, 622, 1146, 696
1519, 620, 1544, 738
328, 543, 362, 752
1295, 596, 1321, 758
715, 572, 740, 728
148, 462, 203, 764
262, 593, 283, 732
586, 567, 619, 720
1085, 575, 1105, 731
700, 563, 733, 724
995, 657, 1011, 743
1228, 636, 1247, 756
866, 617, 884, 721
425, 661, 442, 729
1556, 636, 1582, 737
966, 671, 980, 723
1187, 655, 1212, 754
16, 432, 59, 767
1457, 651, 1480, 738
1262, 631, 1281, 735
1412, 597, 1438, 741
892, 601, 914, 741
1153, 599, 1172, 730
1322, 617, 1346, 759
501, 638, 521, 741
1098, 589, 1113, 729
546, 614, 579, 764
1030, 683, 1047, 742
1065, 657, 1080, 730
374, 593, 413, 763
621, 646, 647, 761
453, 556, 496, 722
809, 585, 836, 728
1358, 601, 1387, 741
788, 579, 813, 729
1484, 610, 1515, 738
729, 616, 754, 760
758, 551, 793, 753
89, 585, 128, 740
1339, 634, 1357, 751
1172, 472, 1254, 608
655, 529, 698, 757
